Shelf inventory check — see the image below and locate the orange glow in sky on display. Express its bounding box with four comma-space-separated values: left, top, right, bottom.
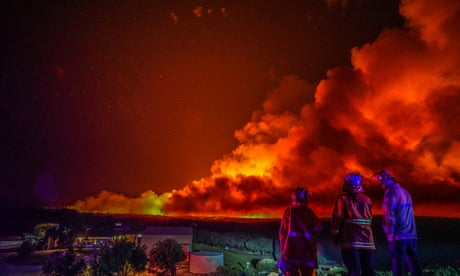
65, 0, 460, 218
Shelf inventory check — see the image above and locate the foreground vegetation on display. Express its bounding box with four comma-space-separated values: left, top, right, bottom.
5, 238, 185, 276
2, 210, 460, 275
193, 243, 460, 276
5, 249, 460, 276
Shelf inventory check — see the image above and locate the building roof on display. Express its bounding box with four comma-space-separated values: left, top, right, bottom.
142, 226, 193, 236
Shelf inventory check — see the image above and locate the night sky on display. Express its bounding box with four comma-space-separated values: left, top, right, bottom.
2, 0, 459, 217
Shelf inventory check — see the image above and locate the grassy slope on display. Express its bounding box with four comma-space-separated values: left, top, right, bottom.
193, 216, 460, 273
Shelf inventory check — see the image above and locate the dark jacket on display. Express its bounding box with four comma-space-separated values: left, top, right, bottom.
278, 203, 323, 271
382, 183, 418, 241
331, 192, 376, 250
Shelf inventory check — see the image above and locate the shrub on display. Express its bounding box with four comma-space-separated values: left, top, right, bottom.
42, 250, 87, 276
149, 238, 186, 276
216, 265, 241, 276
255, 258, 278, 273
245, 237, 272, 255
92, 237, 147, 276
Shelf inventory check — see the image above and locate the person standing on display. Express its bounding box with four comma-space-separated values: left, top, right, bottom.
278, 187, 323, 276
331, 172, 376, 276
373, 170, 423, 276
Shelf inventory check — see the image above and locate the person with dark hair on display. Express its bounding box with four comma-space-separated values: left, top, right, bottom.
278, 187, 323, 276
331, 172, 376, 276
373, 170, 423, 276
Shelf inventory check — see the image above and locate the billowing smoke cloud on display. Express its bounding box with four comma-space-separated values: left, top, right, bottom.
72, 0, 460, 218
72, 190, 170, 215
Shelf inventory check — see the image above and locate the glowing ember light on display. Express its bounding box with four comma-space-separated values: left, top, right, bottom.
211, 144, 276, 178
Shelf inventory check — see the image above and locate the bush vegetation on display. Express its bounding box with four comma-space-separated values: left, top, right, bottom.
4, 213, 460, 275
149, 238, 186, 276
91, 237, 147, 276
42, 249, 86, 276
194, 227, 460, 276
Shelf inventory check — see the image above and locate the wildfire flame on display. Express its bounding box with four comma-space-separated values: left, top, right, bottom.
71, 0, 460, 218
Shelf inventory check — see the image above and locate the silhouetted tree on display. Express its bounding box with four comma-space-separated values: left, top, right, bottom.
42, 249, 87, 276
130, 244, 149, 273
149, 239, 186, 276
92, 237, 147, 276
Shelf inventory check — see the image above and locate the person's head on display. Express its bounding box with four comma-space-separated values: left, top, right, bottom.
292, 187, 309, 204
373, 169, 395, 188
342, 172, 363, 193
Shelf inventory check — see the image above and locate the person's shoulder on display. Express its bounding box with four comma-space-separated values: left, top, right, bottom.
305, 205, 320, 215
282, 206, 293, 214
395, 183, 413, 196
393, 183, 407, 193
383, 187, 396, 197
358, 192, 372, 200
386, 183, 399, 191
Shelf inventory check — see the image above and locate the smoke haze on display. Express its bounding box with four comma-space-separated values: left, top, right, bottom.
72, 0, 460, 218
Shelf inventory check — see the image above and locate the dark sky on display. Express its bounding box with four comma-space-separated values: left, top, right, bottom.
5, 1, 459, 218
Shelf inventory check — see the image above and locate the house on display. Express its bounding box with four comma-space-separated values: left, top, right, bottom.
73, 221, 142, 249
141, 226, 193, 258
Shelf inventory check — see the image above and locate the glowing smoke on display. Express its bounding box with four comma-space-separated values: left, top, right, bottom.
72, 190, 170, 215
72, 0, 460, 218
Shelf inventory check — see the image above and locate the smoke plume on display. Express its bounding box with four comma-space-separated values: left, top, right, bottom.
72, 0, 460, 218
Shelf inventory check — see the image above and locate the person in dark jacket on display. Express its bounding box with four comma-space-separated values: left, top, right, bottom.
278, 187, 323, 276
374, 170, 423, 276
331, 172, 376, 276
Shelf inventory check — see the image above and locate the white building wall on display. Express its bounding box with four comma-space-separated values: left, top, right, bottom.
189, 252, 224, 274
